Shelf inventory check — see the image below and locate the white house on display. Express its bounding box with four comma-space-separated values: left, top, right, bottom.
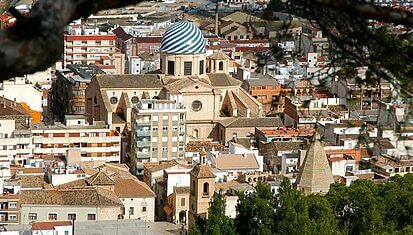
30, 221, 72, 235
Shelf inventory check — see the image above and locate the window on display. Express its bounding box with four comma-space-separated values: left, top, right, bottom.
219, 61, 224, 71
162, 126, 168, 131
142, 207, 147, 212
199, 60, 204, 74
184, 61, 192, 75
68, 213, 76, 221
406, 167, 411, 172
28, 213, 37, 221
131, 96, 139, 104
203, 182, 209, 196
48, 213, 57, 220
395, 168, 400, 173
153, 127, 158, 131
8, 215, 16, 221
167, 61, 175, 75
87, 214, 96, 220
181, 198, 186, 207
8, 202, 17, 208
193, 129, 199, 138
191, 100, 202, 112
152, 147, 158, 152
110, 97, 118, 104
129, 207, 134, 215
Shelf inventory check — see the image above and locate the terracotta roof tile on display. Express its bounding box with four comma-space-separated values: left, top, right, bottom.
114, 178, 155, 198
190, 164, 215, 178
31, 221, 72, 231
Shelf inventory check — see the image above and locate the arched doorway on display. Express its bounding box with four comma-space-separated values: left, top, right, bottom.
179, 210, 186, 224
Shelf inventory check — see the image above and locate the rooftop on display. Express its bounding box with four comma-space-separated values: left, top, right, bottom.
211, 153, 259, 170
21, 188, 123, 207
114, 178, 155, 198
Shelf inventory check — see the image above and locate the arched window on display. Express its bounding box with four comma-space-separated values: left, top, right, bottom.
193, 129, 199, 139
219, 61, 224, 71
203, 182, 209, 196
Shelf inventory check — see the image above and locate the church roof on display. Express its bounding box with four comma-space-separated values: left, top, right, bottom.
164, 77, 214, 94
96, 74, 163, 89
207, 73, 242, 87
161, 20, 206, 54
190, 164, 215, 178
219, 117, 283, 128
296, 133, 335, 195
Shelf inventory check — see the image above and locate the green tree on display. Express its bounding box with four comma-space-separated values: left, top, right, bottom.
236, 182, 275, 235
189, 190, 236, 235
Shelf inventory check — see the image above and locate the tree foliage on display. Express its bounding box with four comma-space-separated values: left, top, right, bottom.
192, 174, 413, 235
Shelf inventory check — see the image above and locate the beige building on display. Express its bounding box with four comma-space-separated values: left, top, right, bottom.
188, 164, 215, 227
20, 188, 123, 224
165, 186, 190, 224
85, 20, 262, 144
114, 178, 155, 221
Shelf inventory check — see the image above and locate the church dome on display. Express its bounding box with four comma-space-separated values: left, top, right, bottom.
161, 21, 206, 54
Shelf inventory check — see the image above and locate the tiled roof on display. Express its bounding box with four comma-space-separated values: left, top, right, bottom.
86, 171, 115, 186
174, 186, 190, 194
0, 97, 30, 117
190, 164, 215, 178
96, 74, 163, 89
145, 160, 181, 173
21, 188, 123, 207
31, 221, 72, 231
245, 78, 280, 86
272, 141, 306, 152
219, 117, 283, 128
209, 51, 230, 60
114, 178, 155, 198
207, 73, 242, 87
212, 154, 259, 170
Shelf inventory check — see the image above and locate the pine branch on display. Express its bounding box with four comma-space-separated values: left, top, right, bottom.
0, 0, 141, 81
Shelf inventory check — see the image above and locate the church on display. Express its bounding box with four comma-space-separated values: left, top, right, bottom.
85, 20, 263, 141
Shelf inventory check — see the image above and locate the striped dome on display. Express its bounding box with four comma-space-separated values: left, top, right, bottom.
161, 21, 206, 54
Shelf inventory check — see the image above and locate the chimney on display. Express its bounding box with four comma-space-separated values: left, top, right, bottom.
215, 2, 219, 36
243, 152, 248, 158
13, 98, 16, 107
2, 95, 5, 108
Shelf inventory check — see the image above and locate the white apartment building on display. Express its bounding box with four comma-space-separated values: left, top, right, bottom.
0, 115, 121, 165
130, 99, 186, 175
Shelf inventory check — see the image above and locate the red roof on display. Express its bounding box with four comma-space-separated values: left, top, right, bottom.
134, 37, 162, 43
298, 57, 307, 62
235, 47, 270, 52
230, 39, 269, 44
65, 35, 116, 41
31, 221, 72, 230
317, 57, 326, 62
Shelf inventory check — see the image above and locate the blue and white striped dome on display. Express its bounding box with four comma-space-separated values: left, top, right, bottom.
161, 21, 206, 54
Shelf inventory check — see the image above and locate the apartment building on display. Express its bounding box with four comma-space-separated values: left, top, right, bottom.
130, 99, 186, 175
64, 27, 116, 66
31, 115, 121, 162
52, 64, 105, 122
0, 179, 21, 225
